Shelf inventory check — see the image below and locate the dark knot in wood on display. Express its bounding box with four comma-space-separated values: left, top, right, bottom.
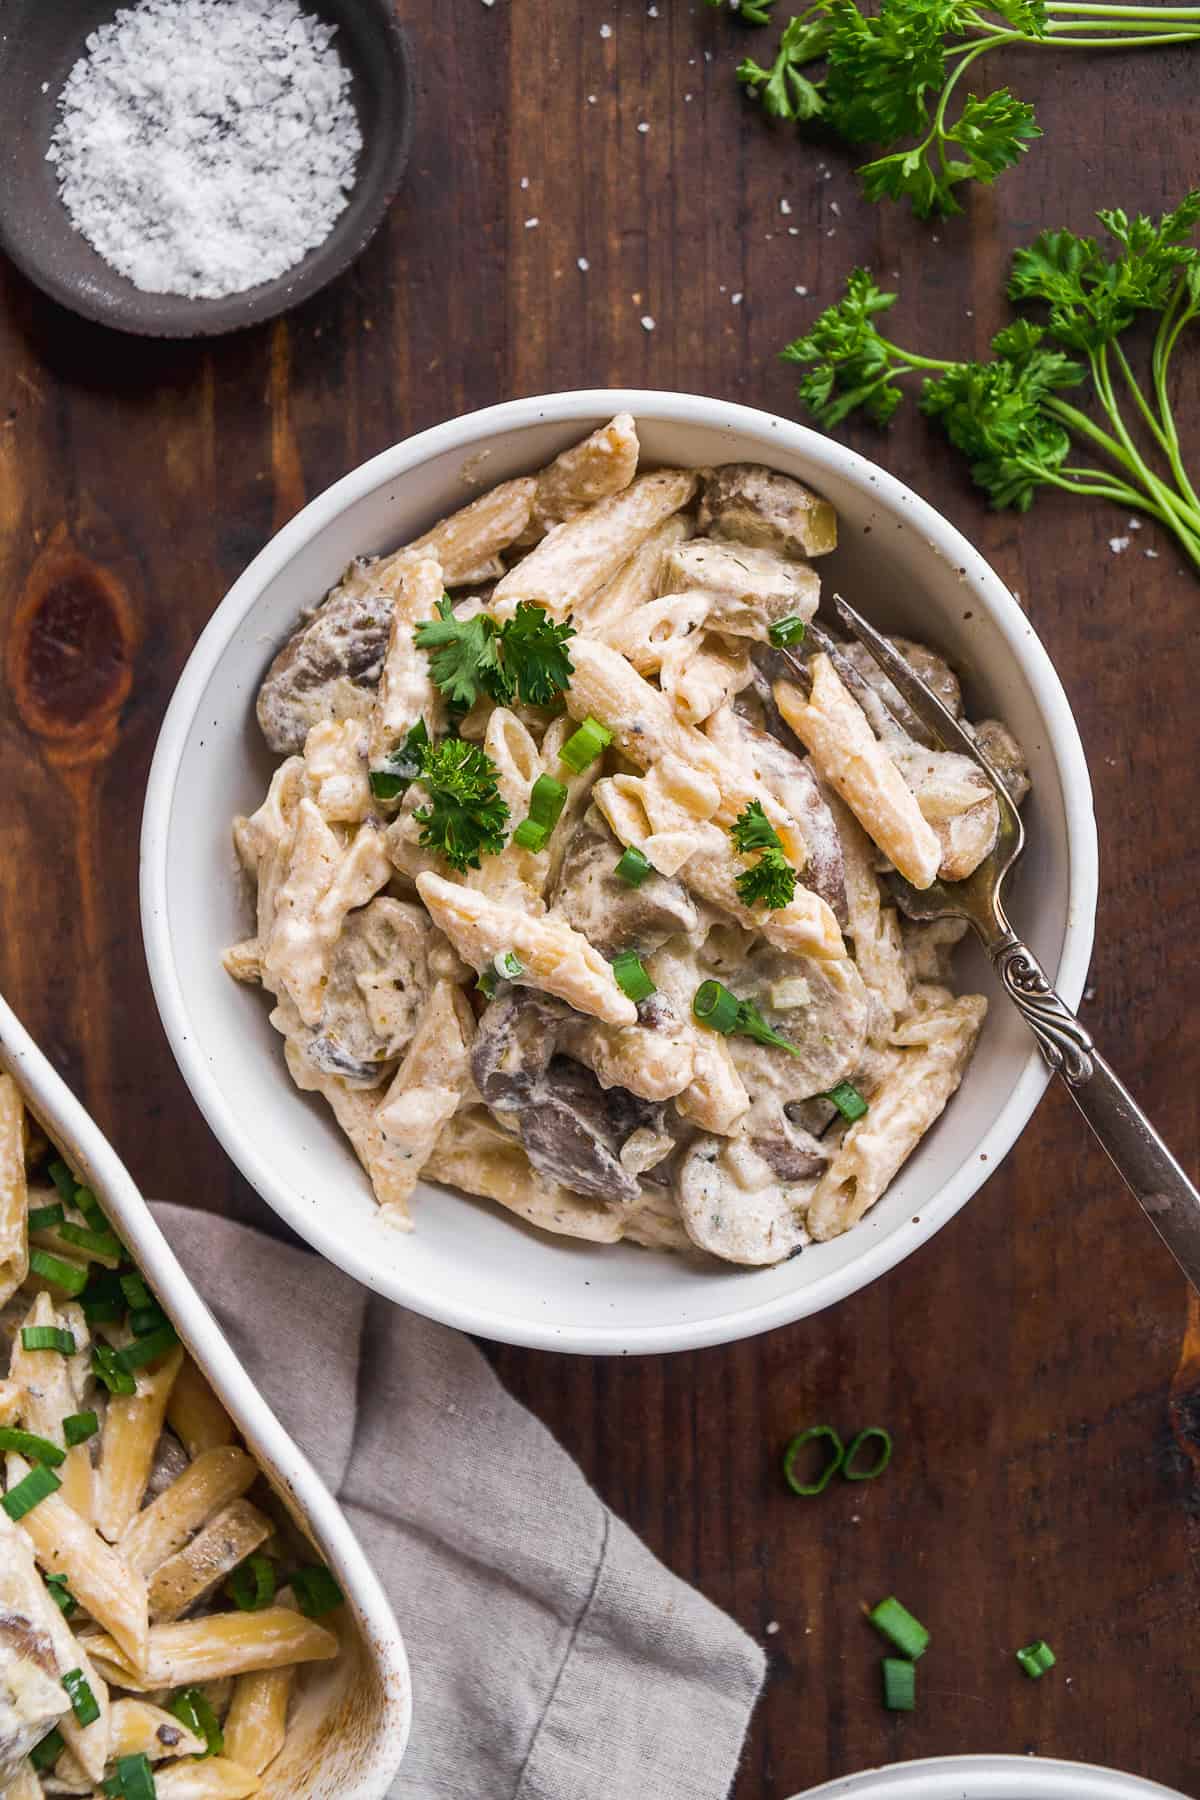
5, 525, 137, 767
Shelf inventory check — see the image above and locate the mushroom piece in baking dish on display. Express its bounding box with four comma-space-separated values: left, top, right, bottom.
696, 462, 839, 560
549, 823, 699, 955
300, 897, 433, 1087
677, 1135, 814, 1265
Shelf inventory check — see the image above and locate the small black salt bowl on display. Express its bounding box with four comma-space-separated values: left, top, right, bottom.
0, 0, 414, 338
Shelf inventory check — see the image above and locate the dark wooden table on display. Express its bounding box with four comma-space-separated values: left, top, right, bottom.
2, 5, 1198, 1794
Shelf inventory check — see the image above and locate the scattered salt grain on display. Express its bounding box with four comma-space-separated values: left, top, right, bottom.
780, 198, 792, 215
1109, 536, 1130, 554
524, 217, 540, 229
1127, 516, 1142, 530
794, 284, 808, 295
600, 21, 612, 36
648, 3, 659, 13
47, 0, 362, 301
788, 227, 799, 236
1144, 547, 1159, 558
520, 177, 530, 190
637, 121, 650, 133
765, 1621, 780, 1636
577, 256, 590, 271
684, 92, 694, 102
829, 199, 840, 216
640, 314, 656, 331
588, 94, 598, 104
731, 292, 743, 305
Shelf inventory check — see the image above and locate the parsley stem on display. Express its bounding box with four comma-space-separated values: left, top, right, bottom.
1044, 2, 1200, 16
1091, 344, 1200, 545
1108, 338, 1175, 461
1151, 280, 1200, 514
1042, 28, 1200, 43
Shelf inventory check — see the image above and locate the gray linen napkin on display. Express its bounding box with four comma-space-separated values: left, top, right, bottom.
151, 1203, 766, 1800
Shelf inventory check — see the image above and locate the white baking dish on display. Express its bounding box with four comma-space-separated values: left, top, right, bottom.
0, 992, 412, 1797
793, 1756, 1190, 1800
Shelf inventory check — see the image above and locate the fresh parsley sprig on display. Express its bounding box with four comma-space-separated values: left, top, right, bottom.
722, 0, 1200, 217
415, 598, 575, 711
412, 737, 510, 873
731, 800, 798, 910
781, 195, 1200, 572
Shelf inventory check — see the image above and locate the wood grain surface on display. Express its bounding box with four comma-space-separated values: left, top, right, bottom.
2, 4, 1198, 1794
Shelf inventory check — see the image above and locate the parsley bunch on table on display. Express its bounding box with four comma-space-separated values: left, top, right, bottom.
780, 194, 1200, 573
708, 0, 1200, 216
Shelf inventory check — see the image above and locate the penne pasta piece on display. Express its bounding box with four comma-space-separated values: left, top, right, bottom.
7, 1452, 149, 1673
491, 470, 698, 621
300, 719, 372, 825
109, 1697, 206, 1761
826, 793, 910, 1028
367, 556, 446, 771
0, 1074, 29, 1308
365, 981, 477, 1228
165, 1364, 235, 1462
95, 1347, 184, 1543
119, 1447, 258, 1578
426, 1110, 627, 1244
151, 1753, 264, 1798
0, 1515, 72, 1778
775, 660, 942, 890
416, 871, 637, 1027
85, 1609, 338, 1691
9, 1293, 93, 1522
527, 413, 640, 536
0, 1381, 22, 1427
148, 1499, 273, 1623
806, 989, 986, 1241
2, 1762, 43, 1799
221, 1667, 293, 1778
575, 514, 694, 631
398, 476, 536, 585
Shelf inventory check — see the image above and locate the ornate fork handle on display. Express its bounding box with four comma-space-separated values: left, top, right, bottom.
986, 931, 1200, 1291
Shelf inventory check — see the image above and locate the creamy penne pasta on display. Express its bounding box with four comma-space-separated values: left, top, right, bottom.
0, 1089, 350, 1795
227, 422, 1027, 1266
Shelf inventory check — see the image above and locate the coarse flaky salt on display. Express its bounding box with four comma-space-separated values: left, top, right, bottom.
47, 0, 362, 301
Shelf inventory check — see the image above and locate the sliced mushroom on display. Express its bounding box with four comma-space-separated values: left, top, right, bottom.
256, 560, 399, 755
697, 463, 838, 559
724, 945, 870, 1102
297, 897, 433, 1089
749, 1118, 829, 1182
841, 635, 963, 720
549, 823, 699, 955
469, 989, 567, 1112
660, 540, 821, 639
677, 1135, 813, 1265
973, 718, 1030, 805
521, 1057, 665, 1206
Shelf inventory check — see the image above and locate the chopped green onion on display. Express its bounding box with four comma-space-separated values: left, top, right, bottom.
868, 1596, 930, 1661
81, 1269, 126, 1324
20, 1326, 77, 1356
558, 715, 613, 773
58, 1222, 122, 1260
782, 1425, 844, 1496
693, 980, 741, 1035
2, 1462, 62, 1520
882, 1656, 916, 1711
1016, 1639, 1056, 1679
169, 1687, 224, 1758
120, 1271, 152, 1311
826, 1080, 869, 1122
614, 846, 651, 888
63, 1411, 99, 1447
769, 614, 808, 648
103, 1752, 158, 1799
369, 770, 406, 801
291, 1563, 344, 1618
512, 818, 549, 852
843, 1427, 892, 1482
227, 1552, 277, 1612
92, 1343, 137, 1397
62, 1667, 100, 1727
27, 1202, 66, 1232
492, 950, 524, 982
47, 1160, 76, 1206
28, 1248, 87, 1296
0, 1428, 65, 1467
527, 774, 568, 829
31, 1727, 64, 1772
611, 951, 655, 1004
114, 1323, 179, 1373
131, 1305, 170, 1338
74, 1186, 108, 1230
44, 1572, 75, 1615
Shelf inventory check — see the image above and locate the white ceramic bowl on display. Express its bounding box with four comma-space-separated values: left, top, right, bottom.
0, 993, 411, 1797
141, 390, 1098, 1355
793, 1756, 1189, 1800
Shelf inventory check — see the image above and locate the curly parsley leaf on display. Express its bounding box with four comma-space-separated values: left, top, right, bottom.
497, 603, 577, 707
706, 0, 778, 22
731, 801, 797, 910
414, 599, 502, 710
1010, 192, 1200, 348
823, 0, 961, 146
738, 16, 829, 121
413, 738, 510, 872
780, 268, 908, 427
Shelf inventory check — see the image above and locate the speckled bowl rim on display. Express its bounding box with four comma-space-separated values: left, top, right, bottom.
791, 1754, 1189, 1800
140, 389, 1099, 1354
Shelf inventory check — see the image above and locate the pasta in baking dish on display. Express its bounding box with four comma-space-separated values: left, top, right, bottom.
226, 416, 1029, 1268
0, 1076, 345, 1798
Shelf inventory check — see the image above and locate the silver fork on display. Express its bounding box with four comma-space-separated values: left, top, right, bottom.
783, 594, 1200, 1292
